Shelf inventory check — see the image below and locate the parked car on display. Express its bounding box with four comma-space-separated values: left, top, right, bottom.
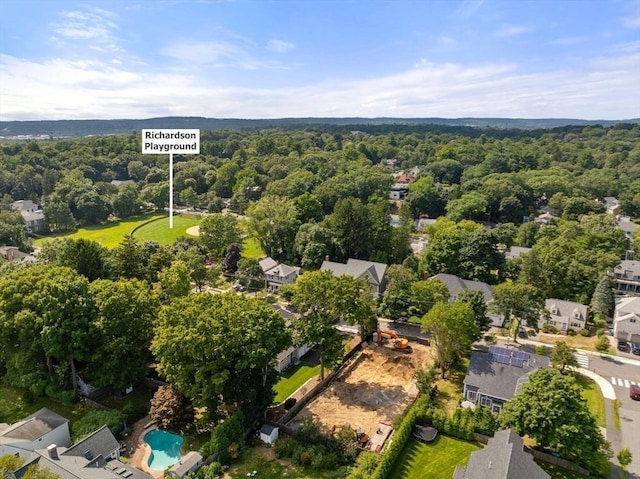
618, 340, 629, 352
630, 384, 640, 401
632, 343, 640, 356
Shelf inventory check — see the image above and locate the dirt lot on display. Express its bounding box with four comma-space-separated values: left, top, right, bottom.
290, 341, 433, 437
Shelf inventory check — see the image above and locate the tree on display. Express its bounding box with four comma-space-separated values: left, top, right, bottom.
198, 213, 241, 259
325, 197, 371, 260
152, 293, 291, 413
492, 282, 544, 342
595, 335, 610, 353
421, 302, 478, 379
618, 448, 632, 472
456, 289, 491, 336
22, 464, 62, 479
549, 341, 578, 374
73, 410, 124, 439
293, 222, 337, 269
246, 195, 299, 260
176, 247, 209, 291
113, 234, 145, 279
179, 186, 199, 209
291, 271, 376, 379
0, 454, 24, 477
446, 192, 488, 222
88, 279, 158, 390
221, 243, 241, 274
38, 238, 111, 281
591, 276, 615, 319
150, 385, 195, 430
159, 260, 192, 299
409, 279, 449, 317
43, 201, 76, 232
378, 265, 417, 320
112, 184, 142, 218
499, 368, 612, 476
235, 257, 263, 290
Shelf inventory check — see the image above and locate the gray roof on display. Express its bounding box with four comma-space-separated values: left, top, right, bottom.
64, 425, 118, 460
614, 260, 640, 280
618, 219, 639, 235
454, 429, 550, 479
430, 273, 493, 303
10, 199, 39, 212
321, 258, 387, 286
503, 246, 531, 260
545, 298, 588, 322
167, 451, 203, 477
23, 211, 45, 222
1, 408, 68, 441
110, 180, 135, 187
265, 262, 300, 277
464, 351, 550, 402
260, 424, 278, 436
259, 257, 279, 273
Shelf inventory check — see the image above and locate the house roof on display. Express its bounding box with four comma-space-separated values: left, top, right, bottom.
463, 351, 549, 402
321, 258, 388, 286
618, 219, 639, 235
260, 424, 278, 436
503, 246, 532, 260
430, 273, 493, 303
265, 263, 300, 277
23, 211, 45, 222
63, 425, 118, 460
614, 260, 640, 279
110, 179, 135, 187
545, 298, 588, 321
10, 199, 39, 212
615, 296, 640, 320
453, 429, 550, 479
168, 451, 202, 477
259, 257, 279, 273
0, 408, 68, 441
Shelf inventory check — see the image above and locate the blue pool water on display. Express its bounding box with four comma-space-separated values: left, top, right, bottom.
145, 429, 183, 470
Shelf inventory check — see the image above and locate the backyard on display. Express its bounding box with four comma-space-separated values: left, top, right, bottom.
388, 436, 481, 479
273, 363, 321, 404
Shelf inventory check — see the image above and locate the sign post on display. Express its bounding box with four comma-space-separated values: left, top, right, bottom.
142, 129, 200, 228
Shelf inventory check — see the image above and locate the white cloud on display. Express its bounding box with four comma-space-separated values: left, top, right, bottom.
456, 0, 485, 19
495, 25, 533, 38
621, 12, 640, 28
267, 39, 295, 53
50, 8, 121, 53
1, 52, 638, 121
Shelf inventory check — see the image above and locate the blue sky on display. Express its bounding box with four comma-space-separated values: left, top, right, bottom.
1, 0, 639, 120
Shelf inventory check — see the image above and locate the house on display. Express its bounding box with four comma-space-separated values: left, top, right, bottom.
534, 212, 555, 226
410, 236, 427, 257
110, 179, 135, 188
259, 256, 300, 293
395, 173, 415, 184
389, 183, 409, 200
259, 424, 279, 445
462, 346, 550, 413
415, 217, 437, 232
429, 273, 502, 326
604, 197, 620, 215
0, 246, 36, 263
272, 304, 311, 372
3, 419, 153, 479
453, 429, 550, 479
611, 260, 640, 294
502, 246, 532, 261
0, 408, 70, 459
613, 296, 640, 343
321, 258, 388, 298
167, 451, 203, 478
540, 299, 588, 333
9, 199, 46, 234
617, 215, 638, 241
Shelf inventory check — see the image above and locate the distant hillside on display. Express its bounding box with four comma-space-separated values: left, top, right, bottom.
1, 116, 638, 138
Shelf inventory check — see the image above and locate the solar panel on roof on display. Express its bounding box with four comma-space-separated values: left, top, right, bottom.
511, 358, 525, 367
122, 472, 133, 478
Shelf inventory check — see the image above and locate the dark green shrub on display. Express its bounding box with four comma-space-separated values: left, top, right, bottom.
21, 389, 35, 404
567, 329, 577, 336
283, 398, 296, 410
121, 402, 149, 423
579, 328, 591, 337
274, 437, 299, 459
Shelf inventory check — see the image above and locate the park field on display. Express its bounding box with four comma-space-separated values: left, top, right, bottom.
33, 213, 164, 249
132, 214, 201, 244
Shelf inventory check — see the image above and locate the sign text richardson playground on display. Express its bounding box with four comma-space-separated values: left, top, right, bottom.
142, 129, 200, 228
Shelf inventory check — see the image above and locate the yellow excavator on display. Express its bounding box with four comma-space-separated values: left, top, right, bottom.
377, 329, 413, 353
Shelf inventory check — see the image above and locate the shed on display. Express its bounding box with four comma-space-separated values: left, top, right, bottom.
259, 424, 279, 445
166, 451, 203, 478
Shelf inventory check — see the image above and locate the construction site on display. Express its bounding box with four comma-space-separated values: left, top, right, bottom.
289, 332, 432, 450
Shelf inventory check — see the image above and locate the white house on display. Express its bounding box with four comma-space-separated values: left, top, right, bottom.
613, 296, 640, 342
540, 299, 588, 333
259, 257, 300, 293
611, 260, 640, 294
0, 408, 70, 459
272, 304, 311, 372
259, 424, 279, 445
10, 199, 46, 234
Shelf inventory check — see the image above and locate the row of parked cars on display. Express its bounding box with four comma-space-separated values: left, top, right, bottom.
617, 339, 640, 355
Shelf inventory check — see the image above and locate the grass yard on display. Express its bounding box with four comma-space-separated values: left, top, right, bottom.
434, 358, 468, 414
535, 333, 600, 352
132, 214, 201, 244
227, 446, 347, 479
0, 384, 89, 429
33, 213, 164, 248
537, 461, 591, 479
242, 236, 265, 259
273, 363, 321, 404
388, 436, 482, 479
572, 372, 606, 428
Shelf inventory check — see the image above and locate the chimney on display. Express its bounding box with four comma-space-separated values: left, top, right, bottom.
47, 444, 58, 460
325, 255, 330, 261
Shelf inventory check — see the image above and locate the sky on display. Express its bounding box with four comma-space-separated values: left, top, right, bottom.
0, 0, 639, 121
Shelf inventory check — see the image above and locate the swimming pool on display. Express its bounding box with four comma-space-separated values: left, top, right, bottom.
144, 429, 183, 470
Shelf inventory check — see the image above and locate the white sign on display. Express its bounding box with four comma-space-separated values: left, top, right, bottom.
142, 129, 200, 154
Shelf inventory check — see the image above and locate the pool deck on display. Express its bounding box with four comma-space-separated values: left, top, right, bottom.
122, 416, 164, 479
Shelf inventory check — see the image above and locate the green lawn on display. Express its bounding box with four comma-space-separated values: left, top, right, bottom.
242, 236, 265, 259
132, 214, 201, 244
33, 213, 164, 248
537, 461, 591, 479
0, 384, 89, 429
273, 363, 321, 404
389, 436, 482, 479
572, 372, 606, 428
